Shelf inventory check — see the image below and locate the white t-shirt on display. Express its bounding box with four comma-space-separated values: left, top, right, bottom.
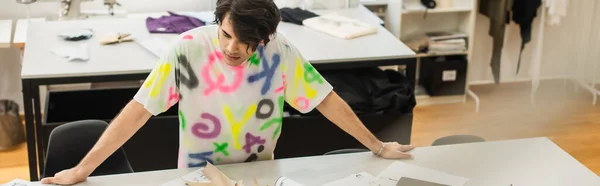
134, 25, 333, 168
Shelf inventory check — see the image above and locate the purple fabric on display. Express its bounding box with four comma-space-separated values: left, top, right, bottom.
146, 11, 206, 34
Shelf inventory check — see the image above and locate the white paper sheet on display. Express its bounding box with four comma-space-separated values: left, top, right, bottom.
49, 42, 90, 62
373, 162, 468, 186
2, 179, 47, 186
274, 177, 308, 186
302, 13, 377, 39
135, 36, 168, 57
160, 167, 211, 186
322, 172, 376, 186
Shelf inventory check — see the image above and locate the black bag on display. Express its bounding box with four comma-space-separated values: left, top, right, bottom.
0, 99, 25, 150
285, 67, 416, 116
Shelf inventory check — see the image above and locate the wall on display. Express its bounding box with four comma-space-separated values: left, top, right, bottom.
0, 0, 214, 20
469, 0, 600, 84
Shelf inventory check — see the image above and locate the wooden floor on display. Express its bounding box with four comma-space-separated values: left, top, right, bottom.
0, 80, 599, 183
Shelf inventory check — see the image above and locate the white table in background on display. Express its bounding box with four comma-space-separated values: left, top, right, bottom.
21, 5, 416, 181
0, 20, 13, 48
13, 18, 46, 49
48, 138, 600, 186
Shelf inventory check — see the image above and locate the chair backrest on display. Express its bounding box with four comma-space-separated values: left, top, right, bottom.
42, 120, 133, 178
324, 148, 369, 155
432, 135, 486, 146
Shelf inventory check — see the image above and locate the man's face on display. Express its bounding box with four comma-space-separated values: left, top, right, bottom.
218, 13, 256, 66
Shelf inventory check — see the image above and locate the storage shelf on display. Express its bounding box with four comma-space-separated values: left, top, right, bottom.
415, 85, 465, 106
416, 51, 468, 58
361, 0, 389, 6
402, 7, 472, 14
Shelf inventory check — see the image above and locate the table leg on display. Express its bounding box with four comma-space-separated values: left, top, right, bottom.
405, 59, 417, 89
32, 82, 45, 176
22, 79, 39, 181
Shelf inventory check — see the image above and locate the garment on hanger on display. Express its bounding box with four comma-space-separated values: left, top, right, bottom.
512, 0, 542, 74
479, 0, 541, 83
146, 11, 206, 34
280, 7, 319, 25
479, 0, 513, 84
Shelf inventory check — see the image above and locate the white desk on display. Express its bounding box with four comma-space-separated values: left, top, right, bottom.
21, 6, 413, 79
13, 18, 46, 49
0, 20, 12, 48
20, 6, 416, 181
45, 138, 599, 186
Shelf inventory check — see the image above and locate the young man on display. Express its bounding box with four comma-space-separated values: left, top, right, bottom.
41, 0, 414, 184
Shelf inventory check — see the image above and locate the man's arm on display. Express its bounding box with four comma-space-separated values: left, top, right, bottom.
41, 100, 152, 185
316, 91, 413, 159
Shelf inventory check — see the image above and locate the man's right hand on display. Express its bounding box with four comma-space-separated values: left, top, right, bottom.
40, 167, 89, 185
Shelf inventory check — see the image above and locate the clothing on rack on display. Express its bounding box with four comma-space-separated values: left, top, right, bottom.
479, 0, 513, 84
512, 0, 542, 74
280, 7, 319, 25
302, 12, 377, 39
479, 0, 541, 83
146, 11, 206, 34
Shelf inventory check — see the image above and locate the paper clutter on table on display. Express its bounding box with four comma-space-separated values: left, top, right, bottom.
321, 172, 376, 186
3, 178, 46, 186
274, 177, 308, 186
302, 13, 377, 39
50, 42, 90, 62
135, 35, 168, 57
373, 161, 468, 186
161, 163, 239, 186
99, 32, 134, 45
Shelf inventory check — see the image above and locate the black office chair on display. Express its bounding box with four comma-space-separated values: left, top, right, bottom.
324, 148, 369, 155
431, 135, 485, 146
42, 120, 133, 178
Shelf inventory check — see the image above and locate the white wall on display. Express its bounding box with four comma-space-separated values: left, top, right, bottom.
469, 0, 600, 84
0, 0, 215, 20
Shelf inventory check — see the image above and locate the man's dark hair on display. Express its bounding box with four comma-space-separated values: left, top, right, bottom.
214, 0, 281, 51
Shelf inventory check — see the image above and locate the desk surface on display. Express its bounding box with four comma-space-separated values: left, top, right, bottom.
0, 20, 12, 48
13, 18, 46, 48
21, 6, 414, 79
62, 137, 598, 186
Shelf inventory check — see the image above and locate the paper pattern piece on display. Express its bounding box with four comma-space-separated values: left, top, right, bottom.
274, 177, 308, 186
322, 172, 376, 186
373, 162, 468, 186
2, 179, 46, 186
161, 167, 211, 186
161, 163, 238, 186
49, 42, 90, 61
396, 177, 450, 186
302, 12, 377, 39
135, 36, 168, 57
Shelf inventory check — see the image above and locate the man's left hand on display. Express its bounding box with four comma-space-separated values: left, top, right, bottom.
377, 142, 414, 159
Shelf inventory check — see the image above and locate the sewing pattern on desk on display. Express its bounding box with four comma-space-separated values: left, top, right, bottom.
133, 25, 333, 168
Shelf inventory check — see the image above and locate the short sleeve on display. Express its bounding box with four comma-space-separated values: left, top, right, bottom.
133, 40, 182, 116
280, 38, 333, 113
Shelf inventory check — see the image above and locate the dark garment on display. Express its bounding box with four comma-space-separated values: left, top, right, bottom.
480, 0, 542, 83
479, 0, 514, 84
280, 8, 319, 25
146, 11, 205, 34
512, 0, 542, 73
286, 67, 416, 116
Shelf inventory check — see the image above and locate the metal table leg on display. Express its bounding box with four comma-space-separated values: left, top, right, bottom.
405, 59, 417, 89
32, 82, 45, 176
22, 79, 39, 181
